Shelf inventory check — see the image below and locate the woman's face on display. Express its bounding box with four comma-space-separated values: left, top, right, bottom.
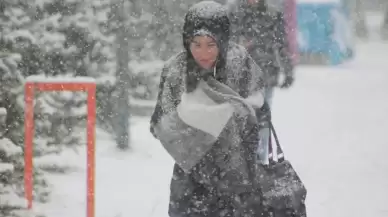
189, 35, 219, 70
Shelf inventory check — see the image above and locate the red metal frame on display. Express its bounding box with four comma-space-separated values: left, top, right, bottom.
24, 81, 96, 217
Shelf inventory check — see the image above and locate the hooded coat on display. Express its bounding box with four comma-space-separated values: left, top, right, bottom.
227, 0, 293, 87
150, 1, 269, 216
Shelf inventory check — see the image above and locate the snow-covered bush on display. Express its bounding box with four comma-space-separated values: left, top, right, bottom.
0, 133, 26, 216
0, 108, 49, 217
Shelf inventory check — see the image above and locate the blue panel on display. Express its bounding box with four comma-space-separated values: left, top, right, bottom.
296, 1, 354, 64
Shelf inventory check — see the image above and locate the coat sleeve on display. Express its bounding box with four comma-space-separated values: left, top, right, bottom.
240, 51, 266, 108
273, 12, 294, 76
150, 66, 172, 139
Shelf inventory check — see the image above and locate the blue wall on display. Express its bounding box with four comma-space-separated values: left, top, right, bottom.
296, 2, 354, 64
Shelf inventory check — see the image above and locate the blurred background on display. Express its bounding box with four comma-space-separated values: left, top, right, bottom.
1, 0, 387, 217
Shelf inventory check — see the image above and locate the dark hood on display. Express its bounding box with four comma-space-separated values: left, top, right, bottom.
182, 1, 230, 92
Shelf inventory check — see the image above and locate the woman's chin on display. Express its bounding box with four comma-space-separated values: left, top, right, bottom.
198, 63, 214, 70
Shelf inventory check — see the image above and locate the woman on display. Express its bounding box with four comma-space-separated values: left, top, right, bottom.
150, 1, 269, 216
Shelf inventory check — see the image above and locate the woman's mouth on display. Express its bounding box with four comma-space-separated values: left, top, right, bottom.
199, 59, 212, 65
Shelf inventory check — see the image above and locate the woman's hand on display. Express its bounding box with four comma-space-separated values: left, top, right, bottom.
255, 102, 271, 128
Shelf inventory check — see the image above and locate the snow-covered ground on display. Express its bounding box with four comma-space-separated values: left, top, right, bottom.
32, 18, 388, 217
271, 42, 388, 217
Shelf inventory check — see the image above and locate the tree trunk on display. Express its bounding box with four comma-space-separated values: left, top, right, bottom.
112, 0, 130, 150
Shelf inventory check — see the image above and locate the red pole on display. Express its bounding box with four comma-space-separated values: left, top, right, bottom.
86, 84, 96, 217
24, 83, 34, 209
24, 80, 96, 215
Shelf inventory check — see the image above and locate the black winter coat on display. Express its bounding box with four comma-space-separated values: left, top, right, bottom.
151, 44, 268, 217
150, 2, 269, 216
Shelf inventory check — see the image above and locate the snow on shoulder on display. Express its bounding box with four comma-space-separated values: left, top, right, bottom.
25, 75, 96, 83
188, 1, 227, 19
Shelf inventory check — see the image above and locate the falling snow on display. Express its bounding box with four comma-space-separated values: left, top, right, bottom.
0, 0, 388, 217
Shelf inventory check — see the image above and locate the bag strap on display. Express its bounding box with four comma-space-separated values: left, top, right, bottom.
268, 120, 285, 163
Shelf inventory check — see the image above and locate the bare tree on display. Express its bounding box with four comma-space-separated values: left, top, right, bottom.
111, 0, 131, 150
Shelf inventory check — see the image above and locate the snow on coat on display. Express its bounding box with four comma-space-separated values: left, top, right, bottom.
150, 46, 268, 216
151, 43, 265, 173
150, 1, 269, 216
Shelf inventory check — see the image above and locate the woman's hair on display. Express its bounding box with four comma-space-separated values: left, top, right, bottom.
182, 1, 230, 92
